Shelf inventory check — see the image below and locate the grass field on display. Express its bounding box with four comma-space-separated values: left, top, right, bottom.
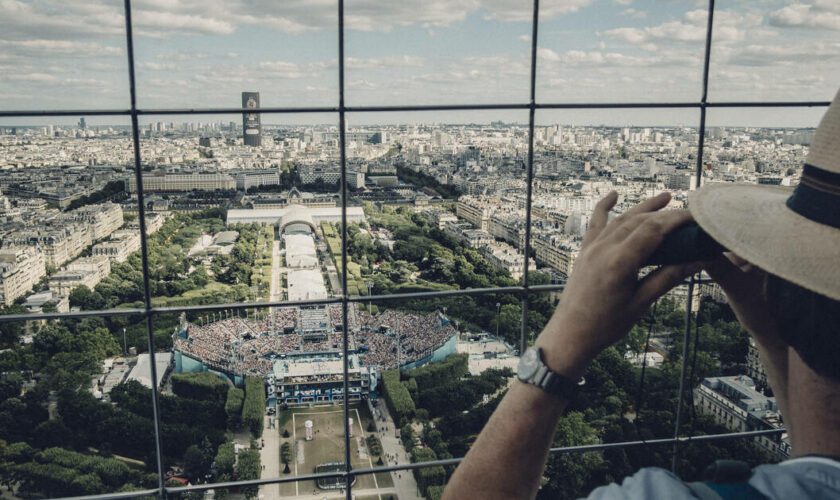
277, 404, 394, 497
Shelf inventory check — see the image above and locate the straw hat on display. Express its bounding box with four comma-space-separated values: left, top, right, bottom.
689, 88, 840, 301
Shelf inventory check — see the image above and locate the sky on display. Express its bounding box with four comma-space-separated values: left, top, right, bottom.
0, 0, 838, 127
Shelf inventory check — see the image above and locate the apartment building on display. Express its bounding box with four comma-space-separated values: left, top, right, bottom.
480, 242, 535, 282
443, 221, 494, 249
0, 246, 46, 306
92, 230, 141, 263
746, 338, 769, 391
694, 375, 789, 461
3, 225, 92, 268
62, 202, 123, 241
532, 234, 580, 280
456, 196, 496, 232
234, 170, 280, 191
49, 255, 111, 297
125, 172, 236, 193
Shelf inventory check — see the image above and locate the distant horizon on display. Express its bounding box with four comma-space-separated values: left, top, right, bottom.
0, 115, 825, 130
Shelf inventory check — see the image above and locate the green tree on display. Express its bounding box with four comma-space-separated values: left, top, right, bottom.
241, 377, 266, 437
236, 448, 261, 499
540, 412, 604, 499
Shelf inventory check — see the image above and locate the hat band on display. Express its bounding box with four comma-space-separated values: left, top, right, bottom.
786, 164, 840, 230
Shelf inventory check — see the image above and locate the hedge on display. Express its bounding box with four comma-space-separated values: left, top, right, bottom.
34, 448, 135, 489
171, 372, 229, 402
427, 485, 445, 500
242, 377, 266, 437
236, 449, 261, 499
366, 435, 383, 456
214, 441, 236, 477
407, 354, 468, 389
280, 442, 292, 464
225, 387, 244, 430
381, 370, 415, 427
411, 447, 446, 496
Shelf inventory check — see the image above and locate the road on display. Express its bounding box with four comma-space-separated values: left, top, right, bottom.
259, 415, 281, 499
270, 239, 282, 302
261, 237, 282, 499
374, 403, 423, 500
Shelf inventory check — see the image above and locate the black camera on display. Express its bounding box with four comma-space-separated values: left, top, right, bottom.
644, 222, 726, 266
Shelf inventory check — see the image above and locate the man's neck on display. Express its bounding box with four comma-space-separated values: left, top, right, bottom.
787, 352, 840, 458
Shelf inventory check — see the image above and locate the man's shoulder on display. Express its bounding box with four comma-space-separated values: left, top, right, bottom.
584, 467, 696, 500
749, 457, 840, 498
583, 458, 840, 500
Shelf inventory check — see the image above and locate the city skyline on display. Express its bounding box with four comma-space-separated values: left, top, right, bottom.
0, 0, 837, 126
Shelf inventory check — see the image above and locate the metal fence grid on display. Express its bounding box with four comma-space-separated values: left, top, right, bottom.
0, 0, 826, 497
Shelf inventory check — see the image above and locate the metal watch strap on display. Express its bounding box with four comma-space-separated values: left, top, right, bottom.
541, 369, 581, 400
530, 353, 582, 400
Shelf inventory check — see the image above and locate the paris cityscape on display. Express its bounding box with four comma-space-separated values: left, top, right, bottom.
0, 100, 807, 498
1, 0, 837, 497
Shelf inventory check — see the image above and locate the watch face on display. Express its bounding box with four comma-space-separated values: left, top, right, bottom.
517, 347, 540, 380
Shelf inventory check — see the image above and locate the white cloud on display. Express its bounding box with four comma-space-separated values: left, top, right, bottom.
346, 56, 425, 70
538, 47, 699, 68
621, 8, 647, 19
604, 9, 755, 46
138, 61, 177, 71
1, 0, 593, 44
256, 60, 329, 78
716, 40, 840, 67
0, 39, 123, 57
481, 0, 592, 22
1, 72, 59, 83
133, 10, 236, 35
769, 3, 840, 31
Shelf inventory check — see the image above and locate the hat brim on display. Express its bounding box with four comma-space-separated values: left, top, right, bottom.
688, 183, 840, 301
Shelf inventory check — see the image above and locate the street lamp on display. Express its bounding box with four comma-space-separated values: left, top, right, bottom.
366, 281, 373, 314
495, 302, 501, 340
122, 328, 127, 356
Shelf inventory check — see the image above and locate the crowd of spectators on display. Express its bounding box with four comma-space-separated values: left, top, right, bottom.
173, 307, 457, 376
356, 310, 456, 369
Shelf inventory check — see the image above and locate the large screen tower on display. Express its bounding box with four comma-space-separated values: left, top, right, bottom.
241, 91, 261, 147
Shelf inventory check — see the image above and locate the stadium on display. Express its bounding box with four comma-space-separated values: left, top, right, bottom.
171, 303, 458, 405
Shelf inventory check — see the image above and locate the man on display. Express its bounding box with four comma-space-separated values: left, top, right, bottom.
443, 89, 840, 500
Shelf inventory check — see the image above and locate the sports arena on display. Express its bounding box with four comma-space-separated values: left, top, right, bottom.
172, 303, 458, 405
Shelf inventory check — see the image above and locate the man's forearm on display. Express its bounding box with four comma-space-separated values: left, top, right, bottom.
442, 382, 568, 500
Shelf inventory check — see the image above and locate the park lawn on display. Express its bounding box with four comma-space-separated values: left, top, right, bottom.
277, 404, 392, 497
150, 281, 233, 307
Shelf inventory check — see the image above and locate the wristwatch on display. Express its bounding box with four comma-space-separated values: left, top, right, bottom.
517, 347, 585, 400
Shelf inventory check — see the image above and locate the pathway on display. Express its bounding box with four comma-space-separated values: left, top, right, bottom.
375, 403, 423, 500
270, 239, 282, 302
259, 415, 281, 499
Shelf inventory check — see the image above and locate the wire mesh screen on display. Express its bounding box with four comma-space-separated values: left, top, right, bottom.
1, 0, 827, 498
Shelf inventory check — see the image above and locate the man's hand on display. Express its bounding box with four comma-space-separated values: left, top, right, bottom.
536, 191, 701, 377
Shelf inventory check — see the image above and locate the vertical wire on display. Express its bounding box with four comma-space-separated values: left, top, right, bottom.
520, 0, 540, 355
122, 0, 166, 495
671, 279, 695, 473
671, 0, 715, 474
337, 0, 352, 497
688, 294, 703, 424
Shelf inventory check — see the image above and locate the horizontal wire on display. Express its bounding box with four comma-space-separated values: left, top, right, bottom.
157, 427, 786, 497
52, 488, 160, 500
0, 100, 830, 118
0, 307, 146, 324
2, 277, 723, 324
